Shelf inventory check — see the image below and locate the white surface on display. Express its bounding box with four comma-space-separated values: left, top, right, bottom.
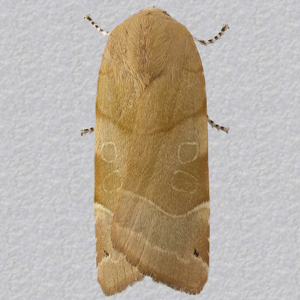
1, 0, 300, 299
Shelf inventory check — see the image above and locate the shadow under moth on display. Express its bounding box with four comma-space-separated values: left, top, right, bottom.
81, 6, 229, 296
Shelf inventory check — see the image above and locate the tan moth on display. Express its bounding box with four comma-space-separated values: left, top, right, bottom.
82, 7, 229, 296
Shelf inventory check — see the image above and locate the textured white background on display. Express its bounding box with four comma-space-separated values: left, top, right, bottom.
1, 0, 300, 299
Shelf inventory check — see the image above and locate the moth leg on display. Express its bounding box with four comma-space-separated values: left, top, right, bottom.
84, 15, 110, 36
207, 116, 229, 133
81, 127, 94, 136
194, 24, 229, 46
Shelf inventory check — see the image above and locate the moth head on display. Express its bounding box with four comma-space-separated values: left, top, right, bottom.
142, 7, 171, 16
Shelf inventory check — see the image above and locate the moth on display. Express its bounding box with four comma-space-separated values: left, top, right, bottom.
82, 7, 229, 296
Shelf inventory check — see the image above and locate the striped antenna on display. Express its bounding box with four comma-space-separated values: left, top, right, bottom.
194, 24, 229, 46
84, 14, 110, 36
